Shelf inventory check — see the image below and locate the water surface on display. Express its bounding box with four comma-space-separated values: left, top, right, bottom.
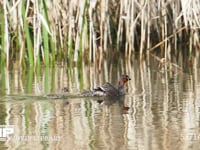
0, 55, 200, 150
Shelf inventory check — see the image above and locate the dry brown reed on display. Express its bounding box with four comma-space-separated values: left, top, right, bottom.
0, 0, 200, 67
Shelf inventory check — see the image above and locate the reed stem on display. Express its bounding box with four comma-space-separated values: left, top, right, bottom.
22, 0, 34, 67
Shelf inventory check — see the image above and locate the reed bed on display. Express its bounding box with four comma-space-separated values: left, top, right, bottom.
0, 0, 200, 68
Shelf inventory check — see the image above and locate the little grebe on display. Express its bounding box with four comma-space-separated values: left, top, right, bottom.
46, 87, 69, 99
81, 75, 131, 96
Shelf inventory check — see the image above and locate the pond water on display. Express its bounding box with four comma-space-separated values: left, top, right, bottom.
0, 54, 200, 150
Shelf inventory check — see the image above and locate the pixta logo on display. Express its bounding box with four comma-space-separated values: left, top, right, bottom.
0, 125, 14, 141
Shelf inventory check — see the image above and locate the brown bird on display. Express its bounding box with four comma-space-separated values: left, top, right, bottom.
81, 75, 131, 96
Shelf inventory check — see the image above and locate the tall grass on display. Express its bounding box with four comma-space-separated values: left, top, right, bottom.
0, 0, 200, 68
22, 0, 34, 67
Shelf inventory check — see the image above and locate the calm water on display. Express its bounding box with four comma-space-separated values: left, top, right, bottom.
0, 55, 200, 150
